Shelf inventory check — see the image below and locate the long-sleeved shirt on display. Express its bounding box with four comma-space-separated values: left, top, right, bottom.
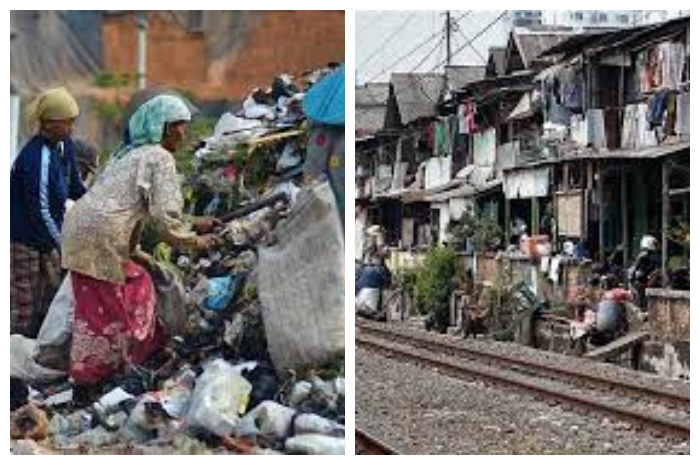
10, 136, 86, 252
62, 144, 197, 284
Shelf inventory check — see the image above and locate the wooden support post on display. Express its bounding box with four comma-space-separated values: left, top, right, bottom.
598, 163, 605, 261
584, 161, 594, 240
505, 198, 511, 245
662, 160, 670, 285
621, 167, 630, 277
532, 198, 540, 235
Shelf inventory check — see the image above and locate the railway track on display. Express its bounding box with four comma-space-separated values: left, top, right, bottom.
356, 321, 690, 440
355, 428, 401, 454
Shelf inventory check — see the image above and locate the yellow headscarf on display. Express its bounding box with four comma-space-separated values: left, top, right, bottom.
25, 87, 80, 132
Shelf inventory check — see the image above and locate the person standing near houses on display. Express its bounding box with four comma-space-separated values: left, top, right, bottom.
10, 87, 86, 337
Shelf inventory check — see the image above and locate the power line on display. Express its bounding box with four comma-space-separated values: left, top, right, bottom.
427, 11, 507, 74
363, 10, 474, 84
453, 14, 488, 64
410, 35, 445, 73
363, 29, 443, 84
359, 12, 418, 72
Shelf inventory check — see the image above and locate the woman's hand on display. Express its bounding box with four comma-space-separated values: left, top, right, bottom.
195, 234, 222, 251
193, 217, 223, 235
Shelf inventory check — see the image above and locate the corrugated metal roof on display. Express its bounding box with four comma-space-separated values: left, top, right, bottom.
445, 65, 486, 90
356, 107, 387, 136
487, 47, 507, 77
540, 17, 689, 58
390, 73, 444, 125
355, 83, 390, 136
512, 29, 578, 68
356, 82, 390, 106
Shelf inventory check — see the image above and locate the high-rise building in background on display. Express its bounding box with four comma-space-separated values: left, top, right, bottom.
507, 11, 544, 28
508, 10, 691, 31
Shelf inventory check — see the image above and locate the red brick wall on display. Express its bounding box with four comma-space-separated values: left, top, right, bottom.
102, 13, 208, 93
102, 11, 344, 101
220, 10, 345, 98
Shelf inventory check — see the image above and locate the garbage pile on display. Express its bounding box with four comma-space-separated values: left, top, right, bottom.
10, 68, 345, 455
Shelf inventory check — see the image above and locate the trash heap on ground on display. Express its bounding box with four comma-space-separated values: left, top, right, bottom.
10, 67, 346, 455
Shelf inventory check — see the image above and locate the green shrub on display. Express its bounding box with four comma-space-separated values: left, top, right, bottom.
414, 246, 458, 319
449, 212, 503, 252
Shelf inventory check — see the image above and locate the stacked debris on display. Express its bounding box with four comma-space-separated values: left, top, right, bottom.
10, 68, 345, 455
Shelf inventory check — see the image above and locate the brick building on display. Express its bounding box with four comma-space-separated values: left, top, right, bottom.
102, 11, 345, 101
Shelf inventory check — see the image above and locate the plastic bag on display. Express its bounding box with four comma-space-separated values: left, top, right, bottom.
11, 439, 52, 455
204, 276, 239, 312
356, 288, 381, 313
147, 260, 190, 336
34, 275, 75, 370
289, 381, 313, 408
284, 434, 345, 455
237, 401, 295, 439
293, 414, 342, 436
258, 182, 345, 373
186, 359, 252, 437
242, 95, 276, 121
10, 335, 66, 382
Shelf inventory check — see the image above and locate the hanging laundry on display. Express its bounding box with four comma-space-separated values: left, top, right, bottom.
559, 66, 584, 111
570, 114, 589, 148
433, 119, 448, 157
638, 41, 687, 93
463, 101, 482, 134
675, 91, 690, 137
647, 89, 669, 129
457, 104, 469, 134
542, 77, 571, 125
586, 109, 607, 150
657, 41, 686, 90
622, 103, 658, 149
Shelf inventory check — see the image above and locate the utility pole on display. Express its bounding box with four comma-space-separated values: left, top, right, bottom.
136, 11, 148, 90
445, 10, 453, 67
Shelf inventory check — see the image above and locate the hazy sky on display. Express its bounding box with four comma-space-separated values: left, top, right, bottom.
356, 11, 508, 84
355, 10, 688, 84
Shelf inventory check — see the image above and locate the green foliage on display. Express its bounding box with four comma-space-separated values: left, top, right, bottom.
449, 212, 503, 252
669, 219, 689, 246
174, 116, 217, 179
95, 100, 125, 123
414, 246, 458, 317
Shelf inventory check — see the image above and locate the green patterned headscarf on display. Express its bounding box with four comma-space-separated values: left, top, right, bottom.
114, 94, 191, 159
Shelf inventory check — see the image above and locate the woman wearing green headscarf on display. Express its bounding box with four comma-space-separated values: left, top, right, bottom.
61, 94, 217, 393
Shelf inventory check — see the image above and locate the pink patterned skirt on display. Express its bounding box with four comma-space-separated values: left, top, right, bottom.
70, 261, 162, 385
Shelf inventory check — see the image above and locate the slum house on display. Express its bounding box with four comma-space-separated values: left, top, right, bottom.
354, 18, 690, 378
423, 29, 574, 253
358, 73, 446, 250
435, 18, 690, 375
527, 17, 690, 276
355, 82, 391, 261
527, 17, 690, 377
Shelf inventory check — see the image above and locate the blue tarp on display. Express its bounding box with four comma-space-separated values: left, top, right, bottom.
303, 66, 345, 126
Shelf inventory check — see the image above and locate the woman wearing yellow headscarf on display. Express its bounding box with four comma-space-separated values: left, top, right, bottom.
61, 94, 219, 397
10, 87, 86, 338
